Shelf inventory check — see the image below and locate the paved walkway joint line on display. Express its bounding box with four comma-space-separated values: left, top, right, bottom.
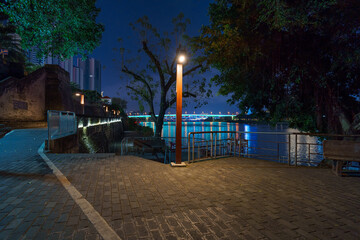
38, 143, 121, 240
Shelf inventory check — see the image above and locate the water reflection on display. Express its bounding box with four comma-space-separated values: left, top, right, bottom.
139, 121, 323, 165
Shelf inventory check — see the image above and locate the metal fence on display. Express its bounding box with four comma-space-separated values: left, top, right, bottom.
47, 110, 77, 149
187, 131, 360, 167
77, 116, 122, 128
120, 136, 202, 163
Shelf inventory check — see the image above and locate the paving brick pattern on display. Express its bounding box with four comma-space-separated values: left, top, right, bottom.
47, 154, 360, 240
0, 129, 102, 240
1, 129, 360, 239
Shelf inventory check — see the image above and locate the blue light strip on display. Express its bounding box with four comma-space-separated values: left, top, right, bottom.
128, 114, 236, 118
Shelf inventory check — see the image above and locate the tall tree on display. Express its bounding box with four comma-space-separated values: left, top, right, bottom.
112, 97, 127, 110
0, 0, 104, 59
195, 0, 360, 134
0, 11, 26, 79
120, 14, 211, 137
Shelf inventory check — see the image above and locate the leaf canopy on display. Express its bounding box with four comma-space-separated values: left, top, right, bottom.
1, 0, 104, 59
196, 0, 360, 133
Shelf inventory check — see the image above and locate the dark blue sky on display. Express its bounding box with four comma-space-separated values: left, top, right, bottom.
92, 0, 239, 114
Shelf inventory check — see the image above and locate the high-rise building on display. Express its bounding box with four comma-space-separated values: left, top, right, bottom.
59, 57, 73, 83
79, 58, 101, 94
73, 65, 84, 89
26, 47, 45, 66
26, 50, 101, 93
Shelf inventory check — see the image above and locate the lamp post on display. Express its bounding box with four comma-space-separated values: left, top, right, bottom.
172, 54, 187, 167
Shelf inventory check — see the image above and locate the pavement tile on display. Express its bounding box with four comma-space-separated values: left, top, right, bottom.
2, 129, 360, 239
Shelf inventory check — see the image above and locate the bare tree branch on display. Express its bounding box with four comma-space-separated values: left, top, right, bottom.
122, 65, 154, 102
165, 91, 197, 109
183, 64, 202, 77
126, 86, 156, 120
142, 41, 165, 88
164, 64, 202, 93
165, 60, 171, 74
170, 44, 182, 71
164, 75, 176, 93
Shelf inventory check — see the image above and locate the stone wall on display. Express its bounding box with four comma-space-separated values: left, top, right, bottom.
0, 64, 108, 124
0, 68, 47, 121
79, 121, 124, 153
49, 121, 124, 154
45, 65, 75, 112
0, 65, 76, 122
47, 133, 79, 153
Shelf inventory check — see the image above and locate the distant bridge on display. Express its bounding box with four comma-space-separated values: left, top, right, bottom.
128, 114, 237, 121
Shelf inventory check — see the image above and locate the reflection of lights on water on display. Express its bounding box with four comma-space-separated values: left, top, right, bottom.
202, 122, 204, 139
168, 122, 171, 137
244, 124, 250, 140
227, 122, 230, 138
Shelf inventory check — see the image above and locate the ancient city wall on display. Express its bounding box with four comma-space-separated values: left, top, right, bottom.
0, 68, 47, 121
0, 65, 75, 122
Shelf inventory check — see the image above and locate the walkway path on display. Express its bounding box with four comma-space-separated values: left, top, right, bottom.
48, 155, 360, 240
0, 129, 105, 239
0, 129, 360, 239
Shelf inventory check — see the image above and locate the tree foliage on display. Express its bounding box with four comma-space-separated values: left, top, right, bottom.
112, 97, 127, 110
0, 0, 104, 59
0, 22, 25, 79
196, 0, 360, 134
119, 14, 211, 137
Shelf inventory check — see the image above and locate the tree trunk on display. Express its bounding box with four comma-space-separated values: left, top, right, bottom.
154, 116, 164, 137
314, 84, 353, 135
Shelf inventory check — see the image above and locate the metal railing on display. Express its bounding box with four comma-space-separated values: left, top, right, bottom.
120, 136, 202, 163
77, 116, 122, 128
47, 110, 77, 150
187, 131, 360, 167
187, 131, 292, 164
293, 133, 360, 166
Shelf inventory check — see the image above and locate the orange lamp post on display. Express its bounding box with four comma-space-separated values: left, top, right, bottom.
172, 54, 187, 167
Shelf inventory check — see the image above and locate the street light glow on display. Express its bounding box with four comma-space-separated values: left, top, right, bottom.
178, 55, 186, 64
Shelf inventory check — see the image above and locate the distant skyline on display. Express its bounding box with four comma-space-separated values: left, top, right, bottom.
91, 0, 239, 113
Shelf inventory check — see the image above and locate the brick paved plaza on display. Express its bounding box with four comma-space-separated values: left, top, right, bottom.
1, 129, 360, 239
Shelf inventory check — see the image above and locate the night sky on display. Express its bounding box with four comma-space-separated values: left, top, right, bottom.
91, 0, 239, 114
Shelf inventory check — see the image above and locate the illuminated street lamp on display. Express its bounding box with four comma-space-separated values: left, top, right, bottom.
172, 53, 187, 167
75, 93, 85, 114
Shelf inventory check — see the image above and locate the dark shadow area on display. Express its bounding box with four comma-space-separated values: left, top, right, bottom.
0, 170, 56, 181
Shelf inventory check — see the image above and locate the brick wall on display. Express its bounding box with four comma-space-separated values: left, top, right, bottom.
0, 65, 75, 122
0, 68, 47, 121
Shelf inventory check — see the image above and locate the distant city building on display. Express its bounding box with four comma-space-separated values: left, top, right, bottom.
26, 47, 45, 66
79, 58, 101, 94
73, 65, 84, 90
25, 50, 102, 94
59, 57, 73, 83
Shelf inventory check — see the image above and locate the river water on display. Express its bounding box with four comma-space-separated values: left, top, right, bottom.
139, 121, 324, 165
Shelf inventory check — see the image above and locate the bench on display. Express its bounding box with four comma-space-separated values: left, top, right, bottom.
133, 138, 166, 161
323, 140, 360, 176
